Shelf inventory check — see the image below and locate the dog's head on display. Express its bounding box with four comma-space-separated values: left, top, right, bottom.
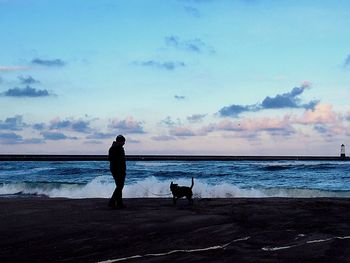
170, 182, 178, 191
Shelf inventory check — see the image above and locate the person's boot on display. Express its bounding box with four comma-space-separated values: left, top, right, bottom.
108, 199, 116, 209
116, 199, 126, 209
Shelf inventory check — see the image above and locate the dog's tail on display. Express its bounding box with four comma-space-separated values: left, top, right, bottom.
190, 177, 194, 189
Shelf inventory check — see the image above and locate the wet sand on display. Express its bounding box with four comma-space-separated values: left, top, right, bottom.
1, 197, 349, 262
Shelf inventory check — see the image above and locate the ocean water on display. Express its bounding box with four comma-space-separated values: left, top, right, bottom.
0, 160, 349, 198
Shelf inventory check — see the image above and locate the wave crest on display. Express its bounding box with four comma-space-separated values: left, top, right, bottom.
1, 176, 349, 199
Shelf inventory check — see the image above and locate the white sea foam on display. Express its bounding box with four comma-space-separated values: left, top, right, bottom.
99, 236, 250, 263
262, 236, 350, 251
1, 176, 349, 199
134, 161, 184, 167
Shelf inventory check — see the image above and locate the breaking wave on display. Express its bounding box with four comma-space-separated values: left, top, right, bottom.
1, 176, 349, 199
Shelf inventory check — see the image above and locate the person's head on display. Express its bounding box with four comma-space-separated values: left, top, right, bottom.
115, 135, 126, 146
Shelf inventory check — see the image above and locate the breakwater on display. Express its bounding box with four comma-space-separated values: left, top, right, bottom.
0, 154, 349, 161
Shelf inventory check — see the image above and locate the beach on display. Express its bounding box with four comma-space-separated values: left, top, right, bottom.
1, 197, 349, 262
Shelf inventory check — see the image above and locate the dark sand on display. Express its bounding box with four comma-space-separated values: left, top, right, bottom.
1, 198, 350, 263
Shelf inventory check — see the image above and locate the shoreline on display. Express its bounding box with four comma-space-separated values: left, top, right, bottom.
1, 154, 349, 161
1, 197, 350, 262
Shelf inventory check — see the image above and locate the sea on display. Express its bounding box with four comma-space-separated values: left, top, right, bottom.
0, 160, 350, 199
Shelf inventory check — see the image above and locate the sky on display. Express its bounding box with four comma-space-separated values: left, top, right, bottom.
1, 0, 350, 155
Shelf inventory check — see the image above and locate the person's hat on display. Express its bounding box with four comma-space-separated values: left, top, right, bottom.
116, 135, 126, 142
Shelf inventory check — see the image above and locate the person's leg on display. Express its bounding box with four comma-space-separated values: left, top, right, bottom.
116, 174, 126, 208
108, 173, 118, 208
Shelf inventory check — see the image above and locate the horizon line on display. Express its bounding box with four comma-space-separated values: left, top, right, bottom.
0, 154, 349, 161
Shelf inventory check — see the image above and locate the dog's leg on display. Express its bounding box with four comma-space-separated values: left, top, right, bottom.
187, 196, 193, 205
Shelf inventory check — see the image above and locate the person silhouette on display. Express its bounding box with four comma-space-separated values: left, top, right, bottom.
108, 135, 126, 209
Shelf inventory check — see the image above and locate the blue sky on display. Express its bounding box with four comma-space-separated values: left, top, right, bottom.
1, 0, 350, 155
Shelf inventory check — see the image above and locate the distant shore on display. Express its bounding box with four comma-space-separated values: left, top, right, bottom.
0, 154, 349, 161
1, 197, 349, 262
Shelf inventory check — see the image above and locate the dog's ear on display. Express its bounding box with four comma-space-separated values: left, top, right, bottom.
170, 182, 173, 185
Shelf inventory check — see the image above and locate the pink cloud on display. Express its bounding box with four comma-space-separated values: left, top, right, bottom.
345, 112, 350, 122
294, 104, 340, 125
212, 115, 294, 134
0, 66, 30, 72
301, 80, 312, 88
151, 135, 176, 141
169, 126, 195, 137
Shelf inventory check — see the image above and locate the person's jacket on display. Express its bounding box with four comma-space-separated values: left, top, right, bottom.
108, 142, 126, 175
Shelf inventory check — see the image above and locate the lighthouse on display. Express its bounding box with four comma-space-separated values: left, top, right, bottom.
340, 144, 346, 158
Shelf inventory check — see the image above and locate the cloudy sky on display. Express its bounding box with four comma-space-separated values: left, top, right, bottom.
1, 0, 350, 155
